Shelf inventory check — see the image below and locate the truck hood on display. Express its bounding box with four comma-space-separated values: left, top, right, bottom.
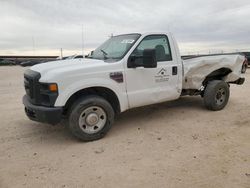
30, 58, 117, 82
31, 58, 105, 74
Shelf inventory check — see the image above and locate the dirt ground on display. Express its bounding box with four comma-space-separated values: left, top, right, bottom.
0, 66, 249, 188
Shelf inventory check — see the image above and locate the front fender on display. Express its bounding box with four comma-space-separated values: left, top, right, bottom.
54, 78, 129, 112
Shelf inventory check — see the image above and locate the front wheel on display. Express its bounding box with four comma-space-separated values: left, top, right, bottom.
68, 95, 114, 141
203, 80, 230, 111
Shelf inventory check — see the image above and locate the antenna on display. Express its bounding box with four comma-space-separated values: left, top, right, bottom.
108, 33, 113, 38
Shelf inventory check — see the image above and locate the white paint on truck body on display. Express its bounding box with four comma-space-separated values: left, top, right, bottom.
31, 58, 129, 112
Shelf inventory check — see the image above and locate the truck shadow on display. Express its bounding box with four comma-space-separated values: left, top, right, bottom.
112, 96, 206, 132
117, 96, 205, 120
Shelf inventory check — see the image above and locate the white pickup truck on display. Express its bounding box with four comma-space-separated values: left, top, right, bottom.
23, 32, 246, 141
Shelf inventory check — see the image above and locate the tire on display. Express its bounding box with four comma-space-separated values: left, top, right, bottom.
203, 80, 230, 111
68, 95, 114, 141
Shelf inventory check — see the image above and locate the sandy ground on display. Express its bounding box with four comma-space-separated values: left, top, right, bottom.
0, 66, 249, 188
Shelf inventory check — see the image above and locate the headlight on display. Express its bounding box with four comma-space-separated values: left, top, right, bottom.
40, 83, 58, 93
39, 83, 59, 106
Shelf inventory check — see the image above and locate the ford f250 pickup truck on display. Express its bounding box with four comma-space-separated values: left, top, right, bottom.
23, 32, 246, 141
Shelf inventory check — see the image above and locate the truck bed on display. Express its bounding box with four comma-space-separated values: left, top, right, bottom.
182, 54, 245, 89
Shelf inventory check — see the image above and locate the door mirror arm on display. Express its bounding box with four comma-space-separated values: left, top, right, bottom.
127, 55, 143, 68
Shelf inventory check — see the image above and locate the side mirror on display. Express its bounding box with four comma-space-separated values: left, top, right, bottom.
127, 49, 157, 68
142, 49, 157, 68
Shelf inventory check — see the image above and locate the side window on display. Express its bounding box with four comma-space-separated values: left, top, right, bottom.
131, 35, 172, 62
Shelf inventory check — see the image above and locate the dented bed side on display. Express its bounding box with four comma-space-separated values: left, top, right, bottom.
182, 54, 245, 89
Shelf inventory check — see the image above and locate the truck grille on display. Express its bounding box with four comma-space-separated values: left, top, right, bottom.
24, 76, 33, 98
24, 69, 41, 104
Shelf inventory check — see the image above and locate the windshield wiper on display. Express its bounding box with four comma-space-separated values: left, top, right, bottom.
85, 54, 93, 59
101, 49, 108, 59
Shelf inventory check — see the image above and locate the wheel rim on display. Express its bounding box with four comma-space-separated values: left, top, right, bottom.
78, 106, 107, 134
215, 88, 226, 105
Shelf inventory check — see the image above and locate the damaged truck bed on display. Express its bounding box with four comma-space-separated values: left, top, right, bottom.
182, 54, 245, 90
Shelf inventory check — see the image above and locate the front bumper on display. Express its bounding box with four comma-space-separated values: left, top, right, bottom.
23, 95, 63, 125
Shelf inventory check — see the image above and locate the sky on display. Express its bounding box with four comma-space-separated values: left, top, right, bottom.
0, 0, 250, 56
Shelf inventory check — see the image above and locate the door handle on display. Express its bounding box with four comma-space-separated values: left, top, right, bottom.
172, 66, 178, 75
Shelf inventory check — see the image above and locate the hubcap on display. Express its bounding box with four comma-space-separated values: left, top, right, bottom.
78, 106, 107, 134
86, 113, 99, 126
215, 88, 226, 105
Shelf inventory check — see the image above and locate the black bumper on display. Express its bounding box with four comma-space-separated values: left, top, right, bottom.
23, 95, 63, 125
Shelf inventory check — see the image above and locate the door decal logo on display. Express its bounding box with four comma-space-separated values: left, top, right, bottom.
155, 68, 170, 82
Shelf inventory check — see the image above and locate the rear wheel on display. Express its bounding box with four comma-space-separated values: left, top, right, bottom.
203, 80, 230, 111
68, 95, 114, 141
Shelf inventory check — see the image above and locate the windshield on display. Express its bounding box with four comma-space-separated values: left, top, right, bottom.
88, 34, 141, 61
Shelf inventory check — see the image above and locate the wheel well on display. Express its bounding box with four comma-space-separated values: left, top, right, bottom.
202, 68, 232, 86
63, 87, 121, 116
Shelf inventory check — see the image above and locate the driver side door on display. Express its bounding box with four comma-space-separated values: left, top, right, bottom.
125, 34, 180, 108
